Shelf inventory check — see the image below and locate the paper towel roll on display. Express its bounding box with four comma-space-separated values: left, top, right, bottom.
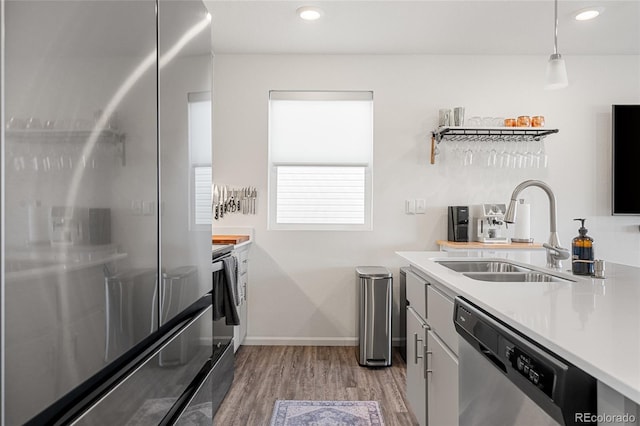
512, 203, 531, 242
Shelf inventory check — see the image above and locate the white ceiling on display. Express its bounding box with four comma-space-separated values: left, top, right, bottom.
204, 0, 640, 55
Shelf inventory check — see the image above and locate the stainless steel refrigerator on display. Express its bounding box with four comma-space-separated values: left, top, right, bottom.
0, 1, 229, 424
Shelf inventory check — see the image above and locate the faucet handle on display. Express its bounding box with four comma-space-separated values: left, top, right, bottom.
542, 243, 570, 260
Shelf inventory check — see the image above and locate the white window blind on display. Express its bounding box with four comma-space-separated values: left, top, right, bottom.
276, 166, 365, 224
188, 92, 212, 226
269, 91, 373, 230
194, 166, 212, 225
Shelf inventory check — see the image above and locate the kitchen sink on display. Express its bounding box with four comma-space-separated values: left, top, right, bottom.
436, 260, 532, 273
463, 272, 575, 283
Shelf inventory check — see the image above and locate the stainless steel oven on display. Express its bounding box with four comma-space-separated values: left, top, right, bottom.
211, 245, 238, 360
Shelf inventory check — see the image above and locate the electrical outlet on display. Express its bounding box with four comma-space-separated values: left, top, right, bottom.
416, 199, 426, 214
405, 199, 416, 214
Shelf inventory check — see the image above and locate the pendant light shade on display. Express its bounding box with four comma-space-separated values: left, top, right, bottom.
545, 53, 568, 90
545, 0, 568, 90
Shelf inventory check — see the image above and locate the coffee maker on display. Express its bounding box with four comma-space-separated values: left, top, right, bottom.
472, 204, 509, 243
50, 206, 111, 246
448, 206, 469, 242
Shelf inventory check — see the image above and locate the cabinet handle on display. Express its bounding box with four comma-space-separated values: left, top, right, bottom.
414, 333, 424, 365
426, 350, 433, 377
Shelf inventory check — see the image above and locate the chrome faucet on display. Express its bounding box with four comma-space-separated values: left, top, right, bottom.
505, 180, 570, 270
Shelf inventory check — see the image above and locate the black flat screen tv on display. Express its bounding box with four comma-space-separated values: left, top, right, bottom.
612, 104, 640, 215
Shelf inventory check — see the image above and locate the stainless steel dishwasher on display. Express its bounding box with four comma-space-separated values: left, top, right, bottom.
454, 297, 597, 426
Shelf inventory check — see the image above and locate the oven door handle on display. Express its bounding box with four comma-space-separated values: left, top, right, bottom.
26, 293, 213, 426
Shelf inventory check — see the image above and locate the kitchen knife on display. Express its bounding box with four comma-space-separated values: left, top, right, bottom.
220, 185, 227, 219
213, 184, 219, 220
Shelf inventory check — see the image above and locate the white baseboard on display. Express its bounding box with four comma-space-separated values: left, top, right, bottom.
244, 336, 358, 346
392, 337, 405, 346
242, 336, 406, 347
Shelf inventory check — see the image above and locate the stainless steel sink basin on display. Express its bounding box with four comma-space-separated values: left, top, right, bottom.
463, 272, 574, 283
436, 260, 532, 273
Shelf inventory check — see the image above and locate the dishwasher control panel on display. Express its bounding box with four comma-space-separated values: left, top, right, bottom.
505, 343, 554, 398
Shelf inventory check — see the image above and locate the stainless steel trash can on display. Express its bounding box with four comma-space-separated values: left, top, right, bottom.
356, 266, 392, 367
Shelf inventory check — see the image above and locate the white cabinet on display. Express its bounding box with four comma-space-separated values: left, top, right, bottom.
426, 285, 458, 356
405, 267, 460, 426
427, 330, 459, 426
233, 243, 250, 352
407, 306, 428, 426
597, 381, 640, 426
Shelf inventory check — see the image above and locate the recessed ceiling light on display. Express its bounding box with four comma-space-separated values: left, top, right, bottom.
574, 7, 604, 21
297, 6, 323, 21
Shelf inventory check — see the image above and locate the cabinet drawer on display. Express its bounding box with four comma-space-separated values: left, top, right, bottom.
406, 270, 427, 319
427, 285, 458, 356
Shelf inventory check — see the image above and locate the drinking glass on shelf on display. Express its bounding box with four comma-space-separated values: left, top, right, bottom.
486, 140, 498, 167
467, 116, 481, 127
517, 116, 531, 127
531, 116, 545, 127
463, 144, 474, 166
534, 141, 548, 168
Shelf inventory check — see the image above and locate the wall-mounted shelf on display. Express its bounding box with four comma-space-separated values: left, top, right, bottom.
5, 128, 126, 166
430, 127, 558, 164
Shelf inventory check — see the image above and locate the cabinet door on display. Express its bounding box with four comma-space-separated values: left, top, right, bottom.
427, 330, 459, 426
427, 284, 458, 356
406, 269, 427, 318
407, 306, 428, 426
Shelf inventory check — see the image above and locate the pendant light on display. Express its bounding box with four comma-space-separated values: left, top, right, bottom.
545, 0, 568, 90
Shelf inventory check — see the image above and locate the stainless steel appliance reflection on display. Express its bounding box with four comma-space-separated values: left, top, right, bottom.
50, 206, 111, 246
1, 0, 218, 424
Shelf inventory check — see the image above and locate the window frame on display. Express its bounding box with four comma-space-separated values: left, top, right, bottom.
267, 91, 374, 231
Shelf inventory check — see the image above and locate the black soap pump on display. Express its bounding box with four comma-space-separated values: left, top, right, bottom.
572, 218, 594, 275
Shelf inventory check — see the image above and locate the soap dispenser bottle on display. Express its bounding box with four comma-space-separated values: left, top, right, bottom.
572, 218, 594, 275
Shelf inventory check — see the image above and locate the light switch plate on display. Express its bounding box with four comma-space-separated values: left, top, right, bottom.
405, 199, 416, 214
416, 199, 426, 214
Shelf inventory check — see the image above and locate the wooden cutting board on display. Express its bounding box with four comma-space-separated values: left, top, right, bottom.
212, 235, 250, 245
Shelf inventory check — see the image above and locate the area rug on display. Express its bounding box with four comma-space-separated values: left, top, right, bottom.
270, 400, 384, 426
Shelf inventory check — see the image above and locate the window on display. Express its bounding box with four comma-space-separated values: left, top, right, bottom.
188, 91, 212, 227
268, 91, 373, 230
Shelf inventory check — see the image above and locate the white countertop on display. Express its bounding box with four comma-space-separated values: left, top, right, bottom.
397, 250, 640, 405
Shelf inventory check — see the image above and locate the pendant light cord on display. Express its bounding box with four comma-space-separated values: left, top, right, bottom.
553, 0, 559, 55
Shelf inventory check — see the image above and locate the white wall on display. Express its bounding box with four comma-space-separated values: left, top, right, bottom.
212, 54, 640, 345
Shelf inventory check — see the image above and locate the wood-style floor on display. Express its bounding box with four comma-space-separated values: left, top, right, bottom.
214, 346, 418, 426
